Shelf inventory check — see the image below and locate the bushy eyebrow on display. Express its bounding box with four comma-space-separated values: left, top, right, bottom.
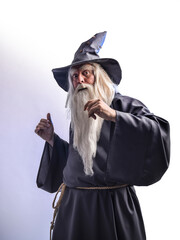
71, 64, 94, 76
79, 64, 94, 72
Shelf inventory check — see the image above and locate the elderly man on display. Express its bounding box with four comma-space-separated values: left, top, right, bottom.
35, 32, 170, 240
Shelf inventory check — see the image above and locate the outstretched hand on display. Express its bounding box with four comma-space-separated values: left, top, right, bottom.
34, 113, 54, 146
84, 99, 116, 122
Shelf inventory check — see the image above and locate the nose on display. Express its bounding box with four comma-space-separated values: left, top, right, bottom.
77, 73, 84, 84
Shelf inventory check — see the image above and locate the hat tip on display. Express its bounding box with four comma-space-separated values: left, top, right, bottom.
95, 31, 107, 37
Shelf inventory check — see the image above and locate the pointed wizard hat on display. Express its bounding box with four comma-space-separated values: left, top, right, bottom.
52, 31, 122, 92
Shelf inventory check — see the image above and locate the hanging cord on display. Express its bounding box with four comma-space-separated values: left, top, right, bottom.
50, 183, 66, 240
49, 183, 128, 240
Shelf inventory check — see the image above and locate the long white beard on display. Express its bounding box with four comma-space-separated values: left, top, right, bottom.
70, 83, 114, 176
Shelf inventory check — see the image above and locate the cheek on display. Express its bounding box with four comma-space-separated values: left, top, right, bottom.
87, 76, 95, 85
72, 81, 77, 89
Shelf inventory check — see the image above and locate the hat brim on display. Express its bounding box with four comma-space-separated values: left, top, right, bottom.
52, 58, 122, 92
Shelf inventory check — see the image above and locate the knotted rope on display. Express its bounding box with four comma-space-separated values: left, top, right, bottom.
76, 184, 128, 190
50, 183, 66, 240
50, 183, 128, 240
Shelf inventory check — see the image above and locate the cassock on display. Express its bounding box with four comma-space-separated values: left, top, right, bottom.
36, 92, 170, 240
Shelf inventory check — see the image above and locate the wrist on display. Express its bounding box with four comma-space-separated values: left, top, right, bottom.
47, 133, 54, 147
109, 110, 116, 122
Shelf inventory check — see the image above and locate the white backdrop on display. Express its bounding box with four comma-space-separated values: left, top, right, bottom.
0, 0, 179, 239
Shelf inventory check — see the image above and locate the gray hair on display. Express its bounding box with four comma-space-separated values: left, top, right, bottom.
65, 63, 114, 108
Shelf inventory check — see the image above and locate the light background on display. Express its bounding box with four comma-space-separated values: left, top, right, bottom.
0, 0, 179, 239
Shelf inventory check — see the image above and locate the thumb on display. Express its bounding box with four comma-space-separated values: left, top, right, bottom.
47, 113, 53, 124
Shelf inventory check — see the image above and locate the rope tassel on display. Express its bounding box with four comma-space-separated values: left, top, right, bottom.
50, 183, 66, 240
49, 183, 128, 240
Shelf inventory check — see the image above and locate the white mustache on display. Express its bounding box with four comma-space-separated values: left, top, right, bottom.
78, 87, 87, 92
74, 83, 93, 94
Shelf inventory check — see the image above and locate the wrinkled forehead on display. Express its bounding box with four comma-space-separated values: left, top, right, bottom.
70, 63, 94, 75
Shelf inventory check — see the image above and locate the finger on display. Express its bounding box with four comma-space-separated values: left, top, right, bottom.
34, 128, 41, 134
36, 124, 49, 131
88, 102, 101, 117
40, 119, 50, 124
84, 99, 100, 111
35, 126, 45, 135
34, 128, 38, 134
47, 113, 53, 125
89, 114, 97, 120
84, 99, 100, 110
84, 100, 93, 111
38, 122, 50, 128
88, 109, 100, 119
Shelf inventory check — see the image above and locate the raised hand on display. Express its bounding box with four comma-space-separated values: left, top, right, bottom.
34, 113, 54, 146
84, 99, 116, 122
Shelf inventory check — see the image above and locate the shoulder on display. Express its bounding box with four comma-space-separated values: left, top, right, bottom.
113, 92, 146, 106
112, 92, 151, 115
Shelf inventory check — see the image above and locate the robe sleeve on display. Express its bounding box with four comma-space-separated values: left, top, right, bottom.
36, 133, 69, 193
107, 95, 170, 186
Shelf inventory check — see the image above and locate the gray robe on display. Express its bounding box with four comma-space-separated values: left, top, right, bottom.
37, 92, 170, 240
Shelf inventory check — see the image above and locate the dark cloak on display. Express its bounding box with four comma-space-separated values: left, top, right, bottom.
36, 92, 170, 240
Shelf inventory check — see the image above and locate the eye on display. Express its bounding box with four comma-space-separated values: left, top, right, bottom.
72, 73, 78, 80
83, 70, 90, 77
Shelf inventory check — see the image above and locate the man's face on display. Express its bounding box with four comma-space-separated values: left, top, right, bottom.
71, 64, 95, 89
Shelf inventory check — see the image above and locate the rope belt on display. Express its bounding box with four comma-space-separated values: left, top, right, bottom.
50, 183, 128, 240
